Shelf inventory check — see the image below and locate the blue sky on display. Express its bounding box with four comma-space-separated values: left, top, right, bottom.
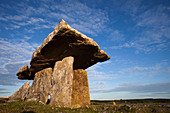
0, 0, 170, 100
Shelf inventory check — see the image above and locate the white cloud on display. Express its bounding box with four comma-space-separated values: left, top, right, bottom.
0, 38, 38, 64
87, 61, 118, 79
24, 35, 31, 40
90, 81, 106, 90
91, 82, 170, 97
5, 15, 28, 21
118, 63, 169, 77
108, 42, 134, 49
27, 17, 45, 24
120, 65, 161, 74
2, 16, 47, 30
0, 88, 10, 94
0, 37, 36, 89
49, 0, 109, 35
119, 0, 142, 16
0, 0, 109, 36
5, 25, 21, 30
109, 30, 125, 42
106, 2, 170, 53
134, 5, 170, 52
136, 5, 170, 27
0, 17, 7, 21
0, 60, 30, 74
0, 60, 30, 86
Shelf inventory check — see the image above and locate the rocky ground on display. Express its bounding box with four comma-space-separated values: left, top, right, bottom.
0, 98, 170, 113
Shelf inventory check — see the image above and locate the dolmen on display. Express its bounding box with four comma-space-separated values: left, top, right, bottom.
9, 19, 110, 108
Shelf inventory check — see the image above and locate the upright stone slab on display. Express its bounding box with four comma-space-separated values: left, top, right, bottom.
9, 81, 30, 101
50, 56, 74, 107
26, 68, 52, 104
71, 69, 90, 108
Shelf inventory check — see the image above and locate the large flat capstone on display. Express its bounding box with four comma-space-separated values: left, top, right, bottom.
22, 19, 110, 79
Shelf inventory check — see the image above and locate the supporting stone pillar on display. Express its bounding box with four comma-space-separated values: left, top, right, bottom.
26, 68, 52, 104
50, 56, 74, 107
71, 69, 90, 108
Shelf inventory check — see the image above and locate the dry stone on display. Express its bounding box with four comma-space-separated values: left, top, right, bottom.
9, 81, 30, 101
50, 56, 74, 107
71, 69, 90, 108
26, 68, 52, 104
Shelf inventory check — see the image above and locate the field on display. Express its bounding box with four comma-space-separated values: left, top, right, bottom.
0, 98, 170, 113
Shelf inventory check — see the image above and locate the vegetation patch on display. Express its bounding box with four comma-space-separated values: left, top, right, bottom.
0, 98, 170, 113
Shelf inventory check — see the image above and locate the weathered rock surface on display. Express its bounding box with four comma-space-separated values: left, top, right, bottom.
16, 65, 30, 79
9, 81, 30, 101
26, 19, 110, 79
71, 69, 90, 108
26, 68, 52, 104
50, 56, 74, 107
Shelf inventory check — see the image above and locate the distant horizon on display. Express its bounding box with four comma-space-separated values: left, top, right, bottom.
1, 95, 170, 101
91, 98, 170, 100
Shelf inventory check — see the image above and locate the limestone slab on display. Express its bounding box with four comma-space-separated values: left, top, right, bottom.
71, 69, 90, 108
26, 68, 52, 104
50, 56, 74, 107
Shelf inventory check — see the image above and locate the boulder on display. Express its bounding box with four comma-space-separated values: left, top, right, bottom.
71, 69, 90, 108
50, 56, 74, 107
16, 65, 30, 79
26, 19, 110, 79
9, 81, 30, 101
26, 68, 52, 104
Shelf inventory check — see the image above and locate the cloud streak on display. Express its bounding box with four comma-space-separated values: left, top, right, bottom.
0, 38, 37, 64
86, 61, 118, 79
91, 82, 170, 97
0, 61, 30, 86
0, 0, 109, 36
0, 88, 10, 94
0, 38, 37, 86
107, 1, 170, 53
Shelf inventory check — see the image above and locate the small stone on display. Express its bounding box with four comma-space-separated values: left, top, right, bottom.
103, 107, 109, 110
9, 81, 30, 101
16, 65, 30, 79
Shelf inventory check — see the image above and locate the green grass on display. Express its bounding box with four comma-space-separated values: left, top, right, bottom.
0, 99, 170, 113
